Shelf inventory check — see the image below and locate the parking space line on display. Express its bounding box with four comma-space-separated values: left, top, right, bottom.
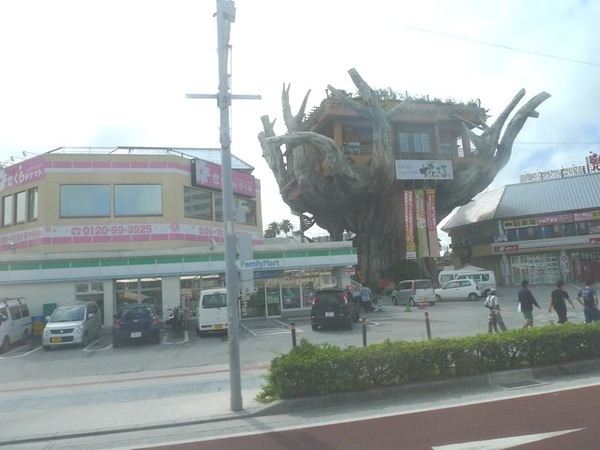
0, 345, 42, 359
162, 330, 189, 344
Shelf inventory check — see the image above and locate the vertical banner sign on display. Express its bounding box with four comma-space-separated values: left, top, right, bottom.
404, 190, 416, 259
415, 189, 429, 258
426, 189, 440, 257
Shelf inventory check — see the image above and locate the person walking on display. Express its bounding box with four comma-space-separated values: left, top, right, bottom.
484, 289, 507, 333
360, 285, 373, 312
577, 280, 599, 323
548, 280, 574, 324
518, 280, 540, 328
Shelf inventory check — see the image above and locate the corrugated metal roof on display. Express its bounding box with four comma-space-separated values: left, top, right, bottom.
442, 186, 505, 230
443, 172, 600, 230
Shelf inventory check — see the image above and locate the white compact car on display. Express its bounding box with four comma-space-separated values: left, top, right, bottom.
42, 301, 102, 350
0, 298, 31, 353
434, 279, 482, 302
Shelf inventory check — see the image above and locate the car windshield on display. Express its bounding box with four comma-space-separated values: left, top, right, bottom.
202, 294, 226, 309
415, 280, 432, 289
315, 291, 344, 308
50, 306, 85, 322
118, 307, 153, 319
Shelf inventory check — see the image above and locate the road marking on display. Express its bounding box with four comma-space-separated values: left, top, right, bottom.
0, 345, 42, 359
432, 428, 584, 449
163, 330, 189, 344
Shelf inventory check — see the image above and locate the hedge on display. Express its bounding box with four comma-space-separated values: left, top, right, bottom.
259, 323, 600, 399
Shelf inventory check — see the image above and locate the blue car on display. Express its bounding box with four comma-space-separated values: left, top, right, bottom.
113, 305, 160, 347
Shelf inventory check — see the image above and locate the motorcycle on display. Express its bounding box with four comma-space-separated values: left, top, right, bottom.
165, 306, 186, 333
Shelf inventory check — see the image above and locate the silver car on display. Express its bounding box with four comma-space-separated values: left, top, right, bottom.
391, 279, 436, 306
42, 301, 102, 350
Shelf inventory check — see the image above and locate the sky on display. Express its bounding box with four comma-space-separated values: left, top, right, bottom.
1, 0, 599, 246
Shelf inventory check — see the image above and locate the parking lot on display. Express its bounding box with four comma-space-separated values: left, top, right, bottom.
0, 283, 589, 384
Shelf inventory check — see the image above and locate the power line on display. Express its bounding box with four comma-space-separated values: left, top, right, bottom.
401, 25, 600, 68
515, 142, 600, 145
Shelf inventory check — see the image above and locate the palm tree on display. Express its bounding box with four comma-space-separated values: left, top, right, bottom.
264, 221, 280, 238
279, 219, 294, 237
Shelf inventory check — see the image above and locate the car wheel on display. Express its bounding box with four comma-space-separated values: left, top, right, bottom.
346, 318, 353, 330
435, 294, 442, 303
429, 301, 436, 306
1, 336, 9, 353
81, 333, 89, 348
392, 296, 398, 305
43, 345, 50, 351
153, 334, 160, 344
468, 293, 478, 301
311, 323, 318, 331
113, 339, 121, 348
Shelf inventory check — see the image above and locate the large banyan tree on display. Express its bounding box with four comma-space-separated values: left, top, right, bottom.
258, 68, 550, 285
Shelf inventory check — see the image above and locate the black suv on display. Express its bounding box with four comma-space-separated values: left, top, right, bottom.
310, 288, 360, 331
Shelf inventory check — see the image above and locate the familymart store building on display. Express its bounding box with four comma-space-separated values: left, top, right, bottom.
0, 241, 357, 324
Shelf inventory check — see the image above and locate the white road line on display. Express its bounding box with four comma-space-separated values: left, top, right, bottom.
432, 428, 584, 449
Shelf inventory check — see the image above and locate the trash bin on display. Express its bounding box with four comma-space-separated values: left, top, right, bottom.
31, 315, 44, 336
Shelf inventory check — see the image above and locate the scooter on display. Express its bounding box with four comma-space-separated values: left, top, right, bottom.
165, 306, 186, 333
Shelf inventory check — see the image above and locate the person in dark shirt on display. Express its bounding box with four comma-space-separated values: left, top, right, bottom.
577, 280, 599, 323
518, 280, 540, 328
548, 280, 574, 324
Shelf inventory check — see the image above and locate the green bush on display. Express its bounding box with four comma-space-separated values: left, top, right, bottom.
260, 324, 600, 400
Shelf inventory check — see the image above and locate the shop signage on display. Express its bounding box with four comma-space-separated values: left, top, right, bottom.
191, 158, 256, 197
394, 159, 453, 180
0, 155, 45, 192
493, 244, 520, 253
238, 258, 282, 270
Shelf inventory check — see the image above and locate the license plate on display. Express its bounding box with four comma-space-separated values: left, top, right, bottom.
50, 337, 62, 343
130, 332, 142, 338
214, 324, 224, 330
325, 312, 334, 317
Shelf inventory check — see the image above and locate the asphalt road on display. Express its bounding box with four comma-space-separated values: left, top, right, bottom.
144, 384, 600, 450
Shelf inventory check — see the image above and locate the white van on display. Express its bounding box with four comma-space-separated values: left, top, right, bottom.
196, 288, 228, 336
0, 298, 31, 353
438, 267, 496, 297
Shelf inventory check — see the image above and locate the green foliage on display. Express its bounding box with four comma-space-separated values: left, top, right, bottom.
258, 324, 600, 400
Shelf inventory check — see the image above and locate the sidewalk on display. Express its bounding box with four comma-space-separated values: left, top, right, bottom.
4, 357, 600, 447
0, 365, 267, 446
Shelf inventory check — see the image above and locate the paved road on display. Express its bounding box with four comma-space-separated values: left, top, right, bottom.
144, 384, 599, 449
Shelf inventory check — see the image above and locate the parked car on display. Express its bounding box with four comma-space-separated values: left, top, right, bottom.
113, 305, 160, 347
434, 279, 482, 302
391, 279, 436, 306
311, 288, 360, 330
0, 298, 31, 353
196, 288, 228, 336
42, 301, 102, 350
438, 267, 496, 297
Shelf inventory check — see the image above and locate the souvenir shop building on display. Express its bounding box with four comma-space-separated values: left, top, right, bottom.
443, 167, 600, 286
0, 147, 357, 323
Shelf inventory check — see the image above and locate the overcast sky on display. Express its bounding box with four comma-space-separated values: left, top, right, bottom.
1, 0, 598, 242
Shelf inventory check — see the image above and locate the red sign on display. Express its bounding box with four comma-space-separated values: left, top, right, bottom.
191, 158, 256, 197
493, 244, 520, 253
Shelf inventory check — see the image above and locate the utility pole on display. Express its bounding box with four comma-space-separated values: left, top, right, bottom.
186, 0, 260, 412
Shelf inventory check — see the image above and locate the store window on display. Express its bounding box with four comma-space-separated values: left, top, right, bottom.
114, 184, 162, 216
235, 197, 257, 226
14, 191, 26, 224
60, 185, 110, 218
75, 281, 105, 323
116, 278, 163, 317
184, 186, 213, 220
2, 195, 13, 226
27, 187, 38, 221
